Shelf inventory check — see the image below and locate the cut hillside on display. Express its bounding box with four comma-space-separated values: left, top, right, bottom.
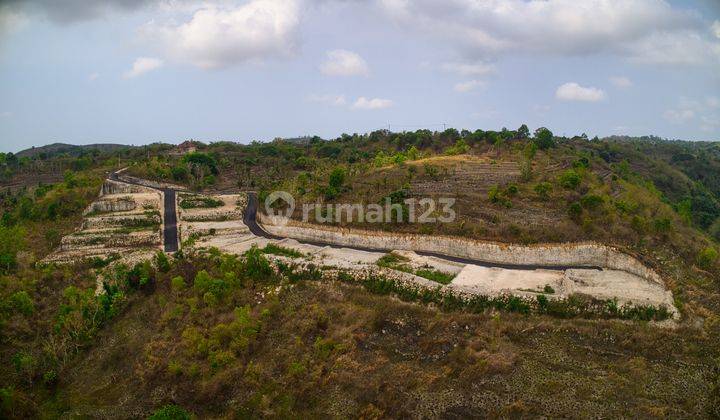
2, 130, 720, 418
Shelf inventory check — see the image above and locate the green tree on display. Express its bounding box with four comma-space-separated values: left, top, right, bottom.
149, 404, 191, 420
0, 225, 25, 273
517, 124, 530, 139
533, 127, 555, 150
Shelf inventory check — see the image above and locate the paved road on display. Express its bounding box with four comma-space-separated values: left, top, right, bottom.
110, 171, 179, 253
106, 172, 602, 268
162, 189, 179, 252
243, 192, 601, 272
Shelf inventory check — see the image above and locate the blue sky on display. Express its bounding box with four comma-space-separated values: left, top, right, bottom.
1, 0, 719, 153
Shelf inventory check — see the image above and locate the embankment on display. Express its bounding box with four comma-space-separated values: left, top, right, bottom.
258, 215, 663, 285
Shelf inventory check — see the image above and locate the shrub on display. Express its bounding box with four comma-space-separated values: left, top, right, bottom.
0, 225, 25, 273
444, 139, 470, 156
415, 269, 455, 285
559, 170, 581, 189
149, 404, 191, 420
244, 245, 273, 281
697, 247, 718, 270
568, 202, 583, 219
533, 182, 552, 199
631, 216, 648, 234
171, 276, 186, 291
261, 243, 304, 258
170, 166, 189, 181
488, 185, 512, 208
11, 351, 35, 381
653, 217, 673, 234
193, 270, 213, 293
155, 251, 171, 273
9, 291, 34, 316
179, 195, 223, 209
580, 194, 604, 210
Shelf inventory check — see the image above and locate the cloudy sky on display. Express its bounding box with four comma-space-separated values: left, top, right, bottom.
1, 0, 719, 152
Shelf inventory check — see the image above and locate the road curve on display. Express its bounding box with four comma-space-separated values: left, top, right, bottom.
106, 171, 602, 269
243, 192, 601, 272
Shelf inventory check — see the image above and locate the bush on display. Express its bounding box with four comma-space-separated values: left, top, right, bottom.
580, 194, 604, 210
179, 195, 224, 209
568, 202, 583, 219
261, 243, 304, 258
488, 185, 512, 208
653, 217, 673, 234
697, 247, 718, 270
559, 170, 581, 189
444, 139, 470, 156
155, 251, 171, 273
149, 404, 191, 420
171, 276, 186, 291
9, 291, 34, 316
244, 245, 273, 281
0, 225, 25, 273
171, 166, 189, 181
533, 182, 552, 199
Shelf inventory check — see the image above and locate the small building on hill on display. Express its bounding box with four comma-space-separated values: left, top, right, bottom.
170, 140, 200, 156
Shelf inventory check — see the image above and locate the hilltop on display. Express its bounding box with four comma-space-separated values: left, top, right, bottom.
0, 127, 719, 417
15, 143, 136, 159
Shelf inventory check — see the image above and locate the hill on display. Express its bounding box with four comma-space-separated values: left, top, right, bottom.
15, 142, 136, 159
0, 127, 719, 417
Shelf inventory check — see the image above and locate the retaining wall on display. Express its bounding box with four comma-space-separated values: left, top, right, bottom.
100, 179, 156, 196
258, 215, 663, 285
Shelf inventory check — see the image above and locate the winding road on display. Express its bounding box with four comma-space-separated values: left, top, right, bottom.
107, 170, 600, 270
243, 192, 601, 272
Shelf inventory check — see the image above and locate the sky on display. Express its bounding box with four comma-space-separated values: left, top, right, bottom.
0, 0, 719, 153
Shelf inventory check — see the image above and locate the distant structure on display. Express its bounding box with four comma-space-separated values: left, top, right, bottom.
170, 140, 199, 156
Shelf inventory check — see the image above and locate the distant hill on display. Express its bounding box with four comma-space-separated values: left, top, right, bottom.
15, 142, 135, 158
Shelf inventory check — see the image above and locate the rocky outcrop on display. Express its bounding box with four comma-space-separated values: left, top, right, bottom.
258, 215, 663, 285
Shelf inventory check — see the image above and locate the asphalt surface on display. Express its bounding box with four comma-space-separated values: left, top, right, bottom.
106, 171, 601, 269
110, 171, 179, 253
243, 192, 601, 272
162, 189, 179, 252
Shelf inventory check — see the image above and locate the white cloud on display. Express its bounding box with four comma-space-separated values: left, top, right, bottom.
627, 30, 719, 65
352, 97, 393, 110
377, 0, 719, 66
663, 108, 695, 124
319, 49, 369, 76
123, 57, 163, 78
307, 94, 347, 106
555, 82, 606, 102
664, 96, 720, 129
139, 0, 300, 69
610, 76, 632, 88
453, 79, 485, 93
441, 61, 494, 76
0, 5, 28, 37
713, 20, 720, 39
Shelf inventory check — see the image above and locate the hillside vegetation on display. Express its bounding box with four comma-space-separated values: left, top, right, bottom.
1, 128, 720, 417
